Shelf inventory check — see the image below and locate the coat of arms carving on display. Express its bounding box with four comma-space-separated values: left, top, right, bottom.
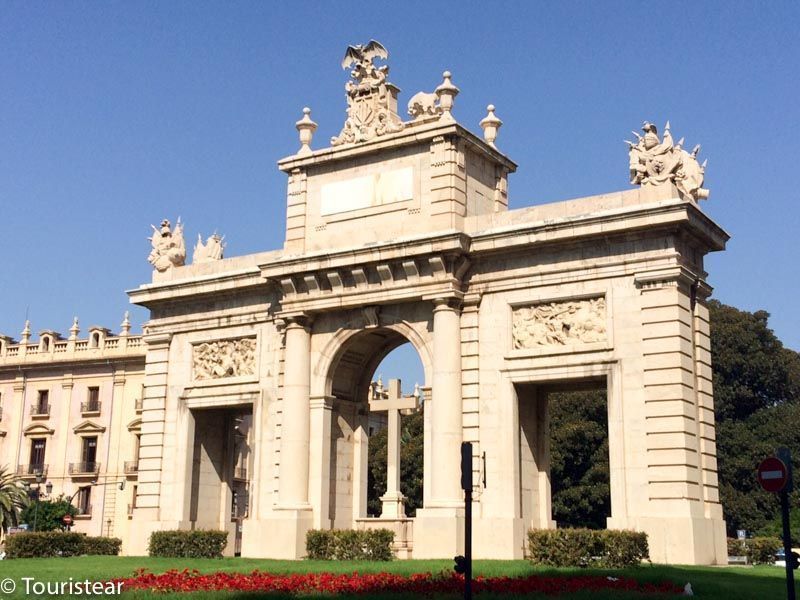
331, 40, 404, 146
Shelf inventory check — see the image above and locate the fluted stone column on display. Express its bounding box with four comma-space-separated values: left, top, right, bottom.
430, 298, 463, 506
278, 317, 312, 509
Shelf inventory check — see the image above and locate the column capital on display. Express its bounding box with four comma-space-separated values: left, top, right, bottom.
283, 314, 314, 330
143, 331, 173, 347
309, 395, 334, 411
432, 297, 462, 313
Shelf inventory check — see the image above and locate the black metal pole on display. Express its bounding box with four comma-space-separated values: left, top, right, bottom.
32, 488, 39, 532
781, 489, 796, 600
465, 485, 472, 600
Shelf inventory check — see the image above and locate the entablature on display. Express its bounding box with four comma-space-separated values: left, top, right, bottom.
261, 232, 470, 317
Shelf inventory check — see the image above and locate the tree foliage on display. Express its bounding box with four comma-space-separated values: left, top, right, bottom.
19, 495, 78, 532
0, 466, 29, 534
368, 409, 424, 517
710, 299, 800, 537
549, 390, 610, 529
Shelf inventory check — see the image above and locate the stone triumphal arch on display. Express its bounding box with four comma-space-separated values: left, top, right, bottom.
127, 42, 728, 564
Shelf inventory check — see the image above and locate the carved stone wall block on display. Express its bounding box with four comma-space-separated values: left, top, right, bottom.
512, 297, 607, 349
193, 337, 257, 380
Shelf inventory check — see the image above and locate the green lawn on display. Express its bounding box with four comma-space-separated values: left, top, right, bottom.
0, 557, 796, 599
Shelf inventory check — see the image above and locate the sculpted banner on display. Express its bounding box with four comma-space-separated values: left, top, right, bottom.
512, 297, 606, 348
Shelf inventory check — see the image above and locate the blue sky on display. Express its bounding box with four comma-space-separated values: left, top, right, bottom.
1, 2, 798, 391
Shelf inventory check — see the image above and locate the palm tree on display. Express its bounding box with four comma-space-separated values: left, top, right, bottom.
0, 465, 29, 534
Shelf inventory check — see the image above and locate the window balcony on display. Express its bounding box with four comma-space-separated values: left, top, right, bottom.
80, 401, 101, 416
30, 404, 50, 418
17, 464, 48, 478
124, 461, 139, 476
234, 467, 248, 481
69, 462, 100, 476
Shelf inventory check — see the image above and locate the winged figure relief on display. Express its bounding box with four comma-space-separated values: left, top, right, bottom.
148, 218, 186, 272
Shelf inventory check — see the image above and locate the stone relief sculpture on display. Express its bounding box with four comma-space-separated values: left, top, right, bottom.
331, 40, 404, 146
148, 218, 186, 272
407, 91, 441, 119
626, 121, 709, 201
193, 337, 256, 380
193, 233, 225, 264
512, 297, 606, 348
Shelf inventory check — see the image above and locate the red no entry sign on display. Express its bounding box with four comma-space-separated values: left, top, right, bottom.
62, 514, 73, 525
758, 456, 789, 493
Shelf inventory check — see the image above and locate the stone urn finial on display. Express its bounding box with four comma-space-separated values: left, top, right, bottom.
21, 320, 31, 345
435, 71, 460, 121
295, 107, 318, 156
480, 104, 503, 148
120, 311, 131, 337
69, 317, 80, 341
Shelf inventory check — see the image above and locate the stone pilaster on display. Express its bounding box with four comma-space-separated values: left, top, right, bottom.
634, 269, 726, 564
429, 136, 467, 229
308, 395, 333, 528
124, 331, 171, 554
284, 169, 307, 253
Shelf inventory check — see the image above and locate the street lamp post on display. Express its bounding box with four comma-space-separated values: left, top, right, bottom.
25, 472, 53, 532
65, 479, 125, 531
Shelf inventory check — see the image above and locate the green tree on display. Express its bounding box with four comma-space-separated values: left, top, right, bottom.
19, 495, 78, 532
368, 409, 424, 517
709, 300, 800, 537
549, 390, 610, 529
0, 466, 29, 534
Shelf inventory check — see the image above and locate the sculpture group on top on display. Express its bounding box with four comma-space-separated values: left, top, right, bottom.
148, 218, 186, 272
627, 121, 709, 201
331, 40, 404, 146
148, 218, 225, 271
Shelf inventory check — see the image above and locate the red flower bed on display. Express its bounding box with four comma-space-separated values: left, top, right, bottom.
115, 568, 684, 596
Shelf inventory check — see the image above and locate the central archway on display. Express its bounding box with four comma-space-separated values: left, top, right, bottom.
312, 319, 432, 554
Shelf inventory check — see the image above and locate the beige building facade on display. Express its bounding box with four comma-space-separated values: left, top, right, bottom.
1, 43, 728, 564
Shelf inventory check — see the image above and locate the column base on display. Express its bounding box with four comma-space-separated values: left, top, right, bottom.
380, 491, 407, 518
473, 517, 528, 559
241, 509, 313, 559
412, 507, 464, 559
607, 515, 727, 565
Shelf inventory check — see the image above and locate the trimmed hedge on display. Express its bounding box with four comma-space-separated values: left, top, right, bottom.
528, 528, 648, 568
727, 537, 781, 565
148, 530, 228, 558
4, 532, 121, 558
306, 529, 394, 561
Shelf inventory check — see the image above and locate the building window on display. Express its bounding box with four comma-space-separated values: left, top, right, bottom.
29, 439, 46, 471
91, 332, 100, 348
76, 487, 91, 515
81, 436, 98, 471
83, 387, 100, 413
42, 337, 50, 352
34, 390, 49, 415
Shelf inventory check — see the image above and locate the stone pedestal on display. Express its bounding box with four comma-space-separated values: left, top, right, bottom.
412, 507, 464, 559
242, 510, 314, 559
